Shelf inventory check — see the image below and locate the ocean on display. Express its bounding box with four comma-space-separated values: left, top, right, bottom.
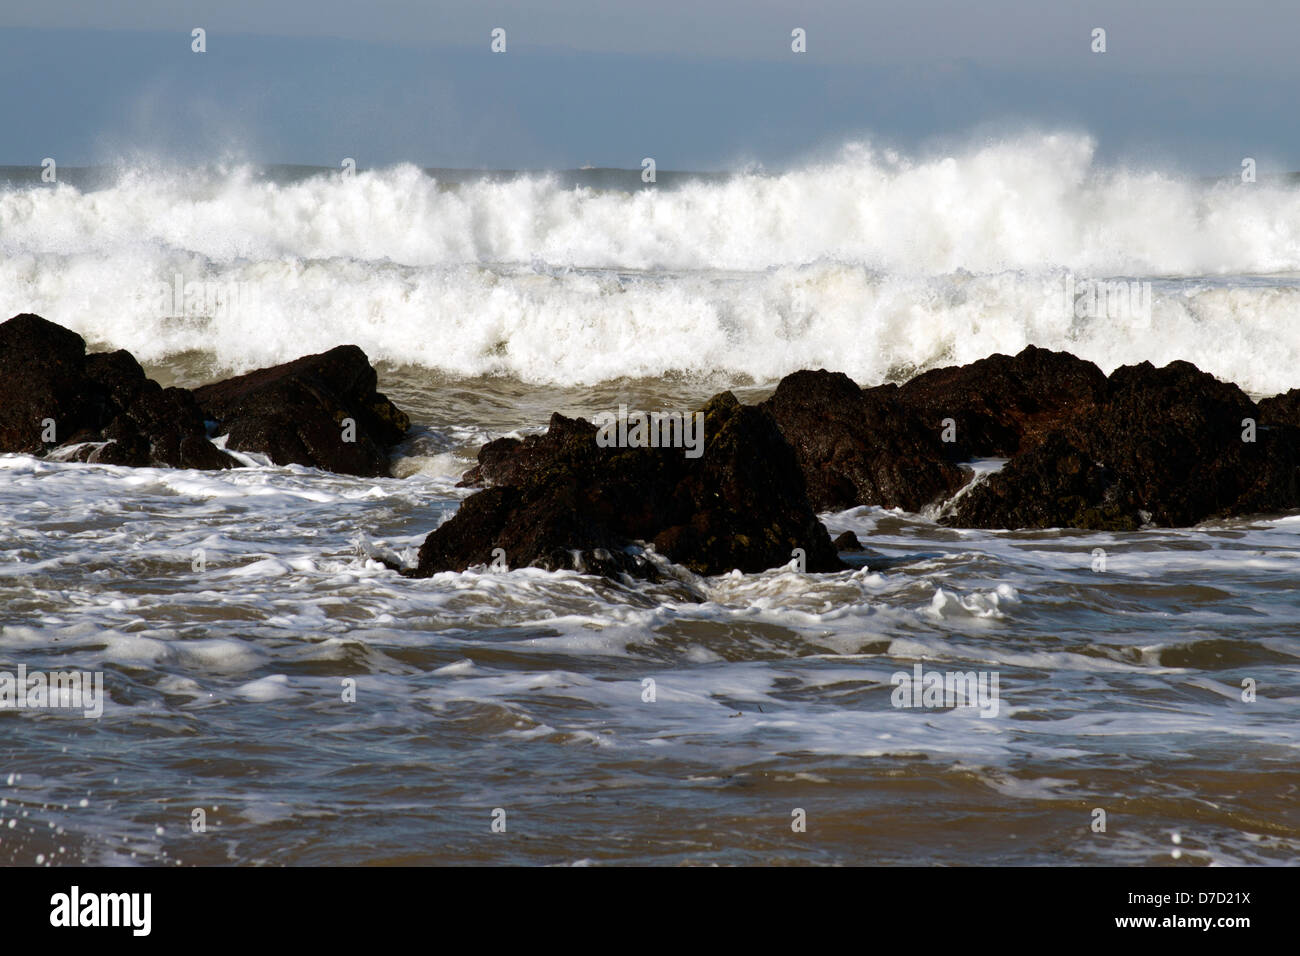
1, 133, 1297, 865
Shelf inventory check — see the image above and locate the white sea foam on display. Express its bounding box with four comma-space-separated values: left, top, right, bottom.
3, 133, 1300, 392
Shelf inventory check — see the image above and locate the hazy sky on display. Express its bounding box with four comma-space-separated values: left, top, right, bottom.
2, 1, 1298, 171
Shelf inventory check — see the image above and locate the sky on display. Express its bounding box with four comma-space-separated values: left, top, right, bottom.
1, 1, 1298, 172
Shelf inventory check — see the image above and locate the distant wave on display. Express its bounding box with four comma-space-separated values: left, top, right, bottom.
3, 133, 1300, 391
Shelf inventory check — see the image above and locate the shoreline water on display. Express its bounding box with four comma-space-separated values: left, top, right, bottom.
2, 314, 1298, 866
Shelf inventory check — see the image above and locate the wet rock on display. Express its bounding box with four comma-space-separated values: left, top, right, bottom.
83, 349, 151, 415
85, 432, 151, 467
0, 313, 237, 468
414, 392, 843, 579
102, 387, 239, 470
1258, 388, 1300, 428
1080, 361, 1263, 525
1230, 423, 1300, 516
0, 313, 103, 453
459, 411, 596, 489
193, 345, 409, 477
943, 432, 1139, 530
946, 360, 1300, 529
832, 530, 865, 551
895, 345, 1108, 459
761, 369, 967, 512
416, 482, 658, 579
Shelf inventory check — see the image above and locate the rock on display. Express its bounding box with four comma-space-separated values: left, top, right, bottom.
414, 392, 843, 579
458, 410, 596, 489
102, 387, 239, 470
1230, 424, 1300, 516
86, 432, 153, 467
0, 313, 237, 469
832, 530, 865, 551
653, 393, 842, 575
1080, 361, 1262, 525
1258, 388, 1300, 427
83, 349, 151, 414
760, 369, 967, 512
0, 314, 102, 453
416, 482, 656, 579
943, 431, 1138, 530
895, 345, 1108, 459
946, 359, 1300, 529
193, 345, 409, 477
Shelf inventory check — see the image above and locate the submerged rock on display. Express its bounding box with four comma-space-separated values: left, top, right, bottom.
193, 345, 409, 477
414, 392, 843, 579
832, 530, 866, 552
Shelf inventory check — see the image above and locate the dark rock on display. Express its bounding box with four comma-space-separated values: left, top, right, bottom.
946, 359, 1300, 529
943, 432, 1139, 531
459, 411, 596, 489
193, 346, 409, 477
83, 349, 152, 416
0, 313, 237, 469
1231, 423, 1300, 516
414, 392, 843, 579
88, 432, 152, 467
1081, 361, 1260, 525
1258, 388, 1300, 428
832, 530, 865, 551
895, 345, 1108, 459
760, 369, 967, 512
652, 393, 842, 574
0, 314, 102, 453
417, 483, 657, 579
103, 387, 238, 470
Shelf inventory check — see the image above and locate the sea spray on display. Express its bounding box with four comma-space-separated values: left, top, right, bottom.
3, 134, 1300, 391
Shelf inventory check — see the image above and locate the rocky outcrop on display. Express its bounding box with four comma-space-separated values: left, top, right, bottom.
414, 392, 843, 579
946, 360, 1300, 529
0, 313, 408, 475
895, 345, 1108, 459
193, 345, 409, 477
11, 310, 1300, 566
416, 350, 1300, 579
0, 313, 238, 469
761, 369, 966, 512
